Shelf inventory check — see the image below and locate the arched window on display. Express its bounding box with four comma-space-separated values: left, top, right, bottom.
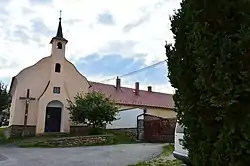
57, 42, 62, 49
55, 63, 61, 73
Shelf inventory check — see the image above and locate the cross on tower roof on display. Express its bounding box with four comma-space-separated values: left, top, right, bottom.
50, 10, 68, 44
60, 10, 62, 20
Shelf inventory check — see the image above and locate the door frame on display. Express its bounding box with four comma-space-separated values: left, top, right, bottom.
44, 100, 64, 133
45, 107, 62, 132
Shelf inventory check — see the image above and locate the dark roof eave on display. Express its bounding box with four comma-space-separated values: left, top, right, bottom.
49, 37, 68, 44
9, 76, 16, 95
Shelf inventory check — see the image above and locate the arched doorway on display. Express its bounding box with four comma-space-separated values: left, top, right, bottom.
45, 100, 63, 132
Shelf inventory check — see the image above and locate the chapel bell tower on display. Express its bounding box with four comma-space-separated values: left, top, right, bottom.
48, 11, 68, 96
50, 11, 68, 60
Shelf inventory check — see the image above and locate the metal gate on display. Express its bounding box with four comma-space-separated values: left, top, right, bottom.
140, 114, 176, 143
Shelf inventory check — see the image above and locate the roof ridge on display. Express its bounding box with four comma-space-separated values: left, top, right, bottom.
89, 80, 173, 95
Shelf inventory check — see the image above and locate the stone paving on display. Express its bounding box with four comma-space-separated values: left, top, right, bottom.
0, 143, 164, 166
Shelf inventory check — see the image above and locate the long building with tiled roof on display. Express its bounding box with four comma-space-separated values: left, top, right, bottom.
89, 78, 174, 109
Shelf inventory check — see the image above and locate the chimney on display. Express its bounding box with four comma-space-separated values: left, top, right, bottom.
116, 77, 121, 89
135, 82, 139, 95
148, 86, 152, 92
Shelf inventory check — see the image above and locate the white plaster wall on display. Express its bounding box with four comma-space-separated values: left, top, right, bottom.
9, 56, 52, 126
106, 108, 144, 129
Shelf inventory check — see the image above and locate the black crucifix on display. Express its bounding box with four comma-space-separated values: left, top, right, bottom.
19, 89, 36, 137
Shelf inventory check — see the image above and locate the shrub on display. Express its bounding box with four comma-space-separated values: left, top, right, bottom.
67, 91, 119, 134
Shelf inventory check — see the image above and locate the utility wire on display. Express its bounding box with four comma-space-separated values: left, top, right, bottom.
100, 59, 167, 83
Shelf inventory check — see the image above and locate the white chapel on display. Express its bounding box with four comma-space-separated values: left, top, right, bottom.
8, 16, 90, 136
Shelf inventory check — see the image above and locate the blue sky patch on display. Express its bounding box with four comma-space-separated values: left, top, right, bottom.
97, 12, 115, 25
31, 18, 54, 37
28, 0, 52, 5
75, 53, 167, 84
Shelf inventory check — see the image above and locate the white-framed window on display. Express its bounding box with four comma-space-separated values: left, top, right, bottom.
53, 87, 60, 94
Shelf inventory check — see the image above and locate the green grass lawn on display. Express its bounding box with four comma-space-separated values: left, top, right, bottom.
0, 128, 138, 148
128, 144, 183, 166
0, 127, 10, 145
0, 127, 5, 142
130, 159, 182, 166
0, 127, 28, 146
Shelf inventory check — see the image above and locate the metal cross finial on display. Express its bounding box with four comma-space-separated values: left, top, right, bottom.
59, 10, 62, 20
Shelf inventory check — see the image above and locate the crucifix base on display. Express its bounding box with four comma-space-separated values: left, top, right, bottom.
5, 125, 36, 138
19, 89, 36, 137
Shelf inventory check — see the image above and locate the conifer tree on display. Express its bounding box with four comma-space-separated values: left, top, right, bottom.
166, 0, 250, 165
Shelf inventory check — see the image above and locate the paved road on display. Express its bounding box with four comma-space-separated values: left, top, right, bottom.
0, 143, 164, 166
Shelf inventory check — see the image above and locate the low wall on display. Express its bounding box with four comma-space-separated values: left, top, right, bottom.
106, 128, 138, 140
106, 119, 144, 141
4, 125, 142, 139
70, 126, 90, 135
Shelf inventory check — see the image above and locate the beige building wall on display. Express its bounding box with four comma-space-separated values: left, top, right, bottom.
146, 108, 176, 118
9, 57, 52, 126
118, 105, 176, 118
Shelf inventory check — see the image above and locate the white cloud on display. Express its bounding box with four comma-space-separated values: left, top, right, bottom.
0, 0, 181, 93
122, 79, 175, 94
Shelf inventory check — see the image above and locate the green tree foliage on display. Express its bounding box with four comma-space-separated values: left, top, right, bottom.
166, 0, 250, 165
67, 91, 119, 129
0, 82, 10, 113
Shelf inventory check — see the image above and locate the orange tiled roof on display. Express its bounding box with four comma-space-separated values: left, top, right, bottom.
89, 81, 174, 109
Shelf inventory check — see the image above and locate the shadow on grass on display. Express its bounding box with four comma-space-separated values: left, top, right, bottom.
128, 144, 183, 166
0, 128, 34, 146
128, 159, 183, 166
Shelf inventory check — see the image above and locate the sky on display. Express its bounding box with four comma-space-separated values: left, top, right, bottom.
0, 0, 181, 94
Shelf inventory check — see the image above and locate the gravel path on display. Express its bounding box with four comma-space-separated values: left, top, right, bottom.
0, 143, 164, 166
